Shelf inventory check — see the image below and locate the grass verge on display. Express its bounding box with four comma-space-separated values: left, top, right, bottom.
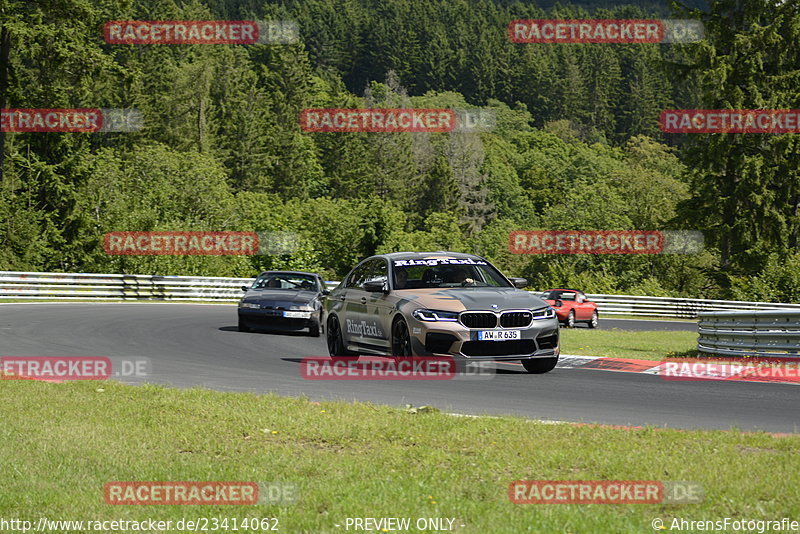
559, 328, 698, 361
1, 380, 798, 533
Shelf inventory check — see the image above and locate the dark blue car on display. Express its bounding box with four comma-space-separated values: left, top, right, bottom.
237, 271, 329, 337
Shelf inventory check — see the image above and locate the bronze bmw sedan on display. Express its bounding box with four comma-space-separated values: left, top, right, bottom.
323, 252, 560, 373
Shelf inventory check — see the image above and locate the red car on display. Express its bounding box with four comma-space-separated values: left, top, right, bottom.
540, 289, 598, 328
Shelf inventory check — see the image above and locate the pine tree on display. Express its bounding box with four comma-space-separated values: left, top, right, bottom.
674, 0, 800, 270
363, 72, 418, 205
416, 155, 459, 221
621, 49, 669, 139
446, 131, 494, 235
584, 45, 623, 141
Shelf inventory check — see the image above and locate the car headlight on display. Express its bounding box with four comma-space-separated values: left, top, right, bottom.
240, 302, 260, 309
412, 309, 459, 322
531, 307, 556, 319
289, 305, 314, 311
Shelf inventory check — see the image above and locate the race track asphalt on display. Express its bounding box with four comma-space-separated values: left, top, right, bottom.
2, 303, 796, 433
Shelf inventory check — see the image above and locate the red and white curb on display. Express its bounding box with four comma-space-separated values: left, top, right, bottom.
556, 354, 664, 374
503, 354, 800, 385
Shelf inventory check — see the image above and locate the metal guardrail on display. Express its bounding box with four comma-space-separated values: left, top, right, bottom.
578, 294, 800, 318
0, 271, 338, 302
1, 271, 799, 318
0, 271, 252, 301
698, 310, 800, 357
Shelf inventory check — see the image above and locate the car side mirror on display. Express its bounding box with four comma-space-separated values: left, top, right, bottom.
241, 286, 249, 291
510, 277, 528, 289
363, 280, 387, 293
322, 289, 330, 295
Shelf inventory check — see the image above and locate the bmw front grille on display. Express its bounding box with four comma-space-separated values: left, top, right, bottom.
459, 310, 533, 329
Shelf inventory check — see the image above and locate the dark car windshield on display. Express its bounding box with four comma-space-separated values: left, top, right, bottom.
391, 258, 511, 289
541, 290, 578, 301
252, 273, 318, 291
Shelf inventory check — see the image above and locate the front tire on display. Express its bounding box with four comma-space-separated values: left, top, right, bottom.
326, 315, 357, 359
587, 311, 598, 329
521, 357, 558, 374
238, 317, 251, 332
308, 314, 321, 337
391, 316, 413, 357
564, 310, 575, 328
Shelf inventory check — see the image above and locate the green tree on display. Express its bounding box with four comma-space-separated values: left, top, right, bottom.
674, 0, 800, 271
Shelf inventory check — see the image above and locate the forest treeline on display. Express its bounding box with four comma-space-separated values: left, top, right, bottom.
0, 0, 798, 301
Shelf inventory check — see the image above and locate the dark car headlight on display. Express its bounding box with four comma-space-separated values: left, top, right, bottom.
240, 302, 260, 309
531, 307, 556, 320
412, 309, 460, 322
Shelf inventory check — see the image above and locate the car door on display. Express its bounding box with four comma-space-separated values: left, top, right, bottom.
574, 291, 591, 320
340, 262, 367, 346
362, 258, 393, 352
344, 259, 391, 352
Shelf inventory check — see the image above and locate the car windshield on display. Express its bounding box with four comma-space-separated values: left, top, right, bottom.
252, 273, 318, 291
541, 290, 577, 301
391, 258, 511, 289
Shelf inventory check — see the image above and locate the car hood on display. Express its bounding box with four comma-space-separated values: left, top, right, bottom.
398, 287, 549, 312
242, 289, 319, 304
